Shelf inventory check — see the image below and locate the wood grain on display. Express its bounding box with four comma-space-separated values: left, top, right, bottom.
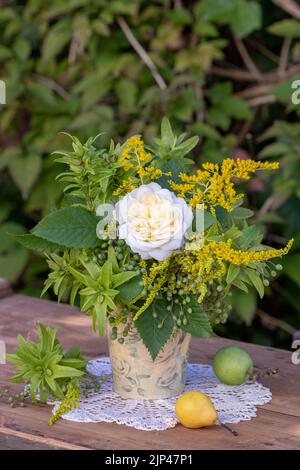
0, 294, 299, 450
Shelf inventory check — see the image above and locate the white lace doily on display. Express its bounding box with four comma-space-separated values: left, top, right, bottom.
51, 357, 272, 431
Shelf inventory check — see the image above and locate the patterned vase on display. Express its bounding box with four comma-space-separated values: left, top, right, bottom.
107, 325, 191, 400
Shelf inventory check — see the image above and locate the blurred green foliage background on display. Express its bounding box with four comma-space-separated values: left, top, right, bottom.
1, 0, 300, 349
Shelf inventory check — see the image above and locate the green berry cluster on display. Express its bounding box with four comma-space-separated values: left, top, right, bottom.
80, 374, 107, 397
262, 262, 283, 287
119, 253, 142, 273
0, 386, 29, 408
203, 280, 231, 325
109, 314, 133, 343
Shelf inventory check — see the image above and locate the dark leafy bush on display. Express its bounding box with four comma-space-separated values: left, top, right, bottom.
1, 0, 300, 347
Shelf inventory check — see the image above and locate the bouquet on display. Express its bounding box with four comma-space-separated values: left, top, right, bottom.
19, 118, 292, 363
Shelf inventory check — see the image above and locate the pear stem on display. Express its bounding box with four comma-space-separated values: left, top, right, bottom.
250, 368, 279, 381
217, 419, 239, 436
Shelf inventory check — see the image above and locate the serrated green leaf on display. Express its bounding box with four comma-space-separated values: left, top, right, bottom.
135, 301, 175, 360
180, 299, 214, 337
32, 206, 99, 248
15, 234, 64, 252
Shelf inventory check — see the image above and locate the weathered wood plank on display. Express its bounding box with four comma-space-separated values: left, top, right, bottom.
0, 294, 299, 450
0, 400, 299, 450
0, 427, 89, 450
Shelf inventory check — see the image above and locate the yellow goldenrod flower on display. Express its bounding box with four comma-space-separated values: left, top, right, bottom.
206, 238, 293, 265
137, 165, 163, 181
118, 135, 152, 173
113, 177, 137, 196
172, 158, 279, 211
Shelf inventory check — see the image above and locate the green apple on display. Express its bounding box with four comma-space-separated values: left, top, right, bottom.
213, 346, 253, 385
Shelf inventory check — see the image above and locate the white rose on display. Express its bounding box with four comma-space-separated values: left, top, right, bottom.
113, 183, 193, 261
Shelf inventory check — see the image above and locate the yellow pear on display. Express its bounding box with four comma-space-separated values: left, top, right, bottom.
175, 390, 217, 429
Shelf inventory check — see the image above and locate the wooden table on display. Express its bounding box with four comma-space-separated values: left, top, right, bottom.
0, 281, 299, 450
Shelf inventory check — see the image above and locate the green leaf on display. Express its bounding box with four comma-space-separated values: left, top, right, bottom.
210, 82, 232, 103
38, 323, 58, 354
281, 254, 300, 286
108, 245, 119, 273
192, 122, 221, 140
0, 222, 25, 251
117, 276, 143, 304
42, 19, 71, 62
199, 0, 238, 22
45, 375, 65, 400
99, 261, 112, 290
53, 365, 84, 379
32, 206, 99, 248
231, 289, 257, 325
207, 107, 230, 131
204, 210, 217, 230
9, 154, 42, 199
0, 146, 21, 172
161, 117, 175, 146
112, 271, 138, 288
158, 158, 188, 189
268, 19, 300, 38
258, 143, 290, 158
230, 1, 262, 38
245, 268, 264, 298
239, 225, 262, 249
199, 0, 261, 38
231, 207, 254, 219
94, 302, 107, 335
171, 136, 199, 158
135, 301, 175, 360
215, 205, 232, 228
221, 96, 252, 119
226, 264, 240, 285
180, 299, 215, 338
15, 234, 64, 252
232, 279, 249, 293
0, 246, 29, 282
14, 37, 31, 61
